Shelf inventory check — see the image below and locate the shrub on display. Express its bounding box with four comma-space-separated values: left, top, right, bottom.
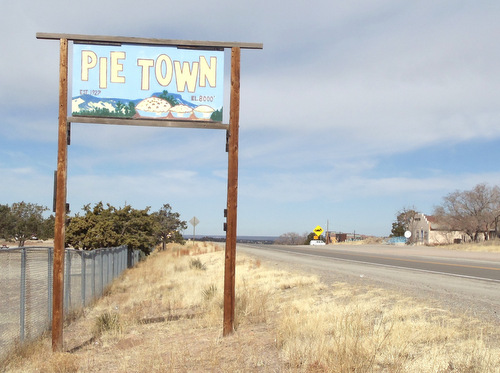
93, 312, 121, 337
189, 258, 206, 271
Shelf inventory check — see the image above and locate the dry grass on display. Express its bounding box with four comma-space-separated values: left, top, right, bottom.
439, 239, 500, 253
2, 241, 499, 372
331, 237, 500, 252
331, 236, 385, 245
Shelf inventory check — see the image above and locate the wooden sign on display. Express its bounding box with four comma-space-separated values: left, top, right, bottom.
37, 32, 262, 350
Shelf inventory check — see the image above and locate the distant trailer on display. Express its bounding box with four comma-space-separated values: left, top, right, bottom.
336, 233, 347, 242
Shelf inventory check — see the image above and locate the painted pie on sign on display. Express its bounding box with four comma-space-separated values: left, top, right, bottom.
135, 97, 171, 117
193, 105, 215, 119
170, 104, 193, 118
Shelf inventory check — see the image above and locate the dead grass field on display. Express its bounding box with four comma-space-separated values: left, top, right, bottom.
2, 241, 500, 372
439, 239, 500, 253
336, 238, 500, 253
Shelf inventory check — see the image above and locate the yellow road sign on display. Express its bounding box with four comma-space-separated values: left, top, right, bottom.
313, 225, 324, 236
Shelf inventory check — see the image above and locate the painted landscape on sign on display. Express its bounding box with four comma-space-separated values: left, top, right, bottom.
71, 43, 224, 122
72, 91, 223, 122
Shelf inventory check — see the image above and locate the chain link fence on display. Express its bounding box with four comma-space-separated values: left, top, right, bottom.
0, 245, 140, 359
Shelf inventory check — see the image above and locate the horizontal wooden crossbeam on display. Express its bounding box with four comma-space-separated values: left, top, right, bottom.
68, 116, 229, 130
36, 32, 263, 50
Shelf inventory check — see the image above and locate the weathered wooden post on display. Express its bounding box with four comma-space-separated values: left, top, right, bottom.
52, 37, 68, 352
223, 47, 240, 336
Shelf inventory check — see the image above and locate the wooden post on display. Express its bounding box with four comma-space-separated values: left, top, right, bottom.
223, 47, 240, 336
52, 38, 68, 352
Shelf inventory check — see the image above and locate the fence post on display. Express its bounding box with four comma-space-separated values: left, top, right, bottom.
99, 249, 104, 297
4, 245, 134, 356
113, 248, 117, 278
91, 250, 96, 301
105, 250, 109, 287
108, 249, 112, 284
118, 247, 122, 273
64, 250, 71, 313
20, 247, 27, 342
48, 247, 53, 325
120, 247, 123, 272
111, 249, 114, 280
81, 251, 86, 306
121, 246, 126, 272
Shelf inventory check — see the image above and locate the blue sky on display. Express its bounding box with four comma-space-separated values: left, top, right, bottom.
1, 1, 500, 237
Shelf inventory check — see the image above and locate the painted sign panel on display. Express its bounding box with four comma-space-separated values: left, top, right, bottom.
72, 43, 224, 122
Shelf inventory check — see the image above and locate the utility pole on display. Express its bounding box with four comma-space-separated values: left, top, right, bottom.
326, 219, 329, 244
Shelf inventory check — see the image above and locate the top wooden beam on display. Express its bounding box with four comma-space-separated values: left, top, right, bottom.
36, 32, 263, 50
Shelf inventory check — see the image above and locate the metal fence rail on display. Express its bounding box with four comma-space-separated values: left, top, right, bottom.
0, 245, 140, 359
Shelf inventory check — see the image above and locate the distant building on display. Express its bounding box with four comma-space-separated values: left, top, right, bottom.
410, 213, 465, 245
325, 232, 365, 243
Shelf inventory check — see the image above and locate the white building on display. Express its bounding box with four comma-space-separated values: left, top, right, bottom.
410, 213, 465, 245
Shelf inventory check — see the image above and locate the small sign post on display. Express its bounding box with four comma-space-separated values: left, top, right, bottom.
189, 216, 199, 243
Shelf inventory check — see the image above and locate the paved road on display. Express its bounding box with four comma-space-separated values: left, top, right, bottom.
240, 243, 500, 282
237, 243, 500, 325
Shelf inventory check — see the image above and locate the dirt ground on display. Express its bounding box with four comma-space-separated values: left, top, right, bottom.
0, 239, 54, 249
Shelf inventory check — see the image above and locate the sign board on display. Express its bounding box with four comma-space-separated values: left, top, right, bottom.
189, 216, 200, 226
404, 230, 412, 238
37, 32, 262, 348
313, 225, 324, 236
72, 44, 224, 123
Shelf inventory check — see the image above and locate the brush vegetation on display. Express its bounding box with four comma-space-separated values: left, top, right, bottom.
2, 242, 499, 372
442, 239, 500, 252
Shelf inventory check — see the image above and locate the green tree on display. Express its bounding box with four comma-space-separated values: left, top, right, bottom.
65, 202, 118, 250
304, 232, 316, 245
390, 221, 405, 237
0, 204, 14, 239
113, 204, 158, 253
65, 202, 158, 254
390, 207, 418, 238
125, 102, 136, 117
152, 204, 187, 250
211, 108, 223, 122
1, 202, 48, 246
115, 101, 125, 115
39, 214, 55, 240
158, 90, 180, 106
114, 101, 136, 118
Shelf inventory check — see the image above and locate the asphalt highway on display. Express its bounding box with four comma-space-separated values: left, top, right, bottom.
240, 243, 500, 282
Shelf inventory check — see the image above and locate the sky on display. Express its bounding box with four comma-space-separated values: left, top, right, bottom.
1, 1, 500, 238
